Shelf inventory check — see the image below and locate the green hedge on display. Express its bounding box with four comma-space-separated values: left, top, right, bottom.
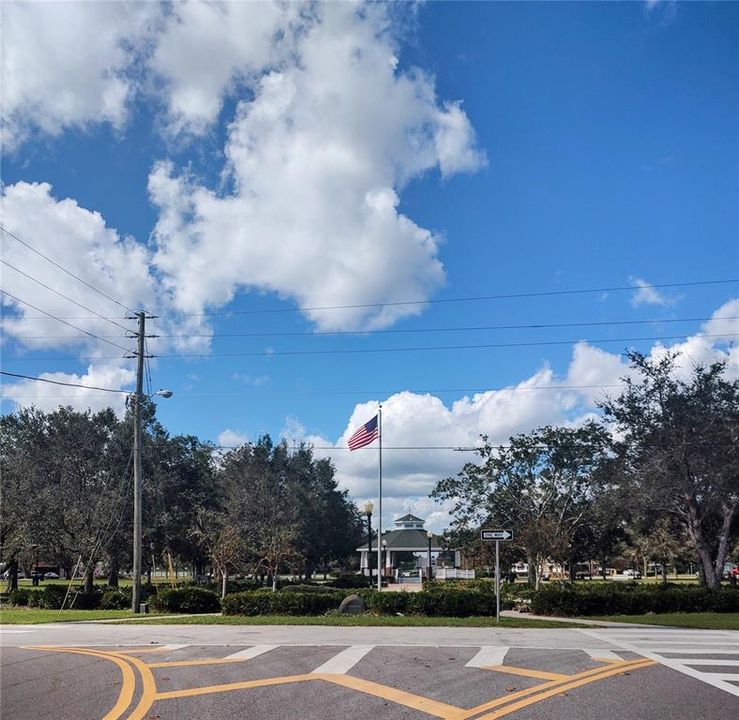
325, 575, 372, 589
365, 588, 505, 617
9, 588, 40, 607
529, 583, 739, 616
100, 588, 131, 609
150, 587, 221, 613
282, 584, 339, 594
221, 587, 511, 617
223, 589, 349, 616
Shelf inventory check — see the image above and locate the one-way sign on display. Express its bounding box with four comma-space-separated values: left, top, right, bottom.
481, 529, 513, 541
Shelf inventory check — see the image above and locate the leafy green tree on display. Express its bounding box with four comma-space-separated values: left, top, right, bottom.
433, 422, 610, 587
600, 352, 739, 588
0, 406, 129, 592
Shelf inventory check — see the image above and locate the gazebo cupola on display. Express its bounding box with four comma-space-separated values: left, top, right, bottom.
394, 513, 425, 530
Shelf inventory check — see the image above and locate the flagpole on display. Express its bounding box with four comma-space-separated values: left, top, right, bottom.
377, 403, 382, 591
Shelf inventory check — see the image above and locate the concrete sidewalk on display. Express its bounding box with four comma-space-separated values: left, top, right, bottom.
500, 609, 662, 628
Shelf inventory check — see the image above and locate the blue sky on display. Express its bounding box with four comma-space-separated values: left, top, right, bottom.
1, 1, 737, 531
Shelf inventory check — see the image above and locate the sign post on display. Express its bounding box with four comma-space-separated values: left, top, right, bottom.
481, 529, 514, 621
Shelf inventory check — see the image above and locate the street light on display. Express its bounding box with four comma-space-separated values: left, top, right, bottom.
131, 386, 173, 614
427, 531, 433, 583
363, 501, 374, 588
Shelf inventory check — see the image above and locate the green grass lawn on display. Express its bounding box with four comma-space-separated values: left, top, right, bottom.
120, 614, 591, 628
0, 607, 135, 624
587, 613, 739, 630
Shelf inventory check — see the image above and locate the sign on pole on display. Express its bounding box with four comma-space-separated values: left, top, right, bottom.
480, 529, 513, 622
481, 529, 513, 542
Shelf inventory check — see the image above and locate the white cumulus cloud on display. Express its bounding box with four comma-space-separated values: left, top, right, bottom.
2, 364, 134, 416
149, 1, 485, 330
0, 0, 159, 149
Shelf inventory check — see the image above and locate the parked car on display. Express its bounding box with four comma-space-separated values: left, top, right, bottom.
722, 564, 739, 580
622, 569, 642, 579
43, 571, 60, 579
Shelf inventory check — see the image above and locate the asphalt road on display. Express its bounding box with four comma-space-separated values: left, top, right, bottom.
1, 624, 737, 720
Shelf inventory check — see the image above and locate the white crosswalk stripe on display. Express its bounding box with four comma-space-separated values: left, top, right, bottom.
465, 646, 509, 668
311, 645, 374, 674
579, 628, 739, 697
223, 645, 277, 661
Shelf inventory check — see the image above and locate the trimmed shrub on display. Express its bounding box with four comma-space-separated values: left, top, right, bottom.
282, 584, 338, 594
9, 588, 39, 607
150, 587, 221, 614
36, 584, 97, 609
100, 588, 131, 610
529, 582, 739, 616
364, 588, 507, 617
70, 590, 102, 610
223, 589, 348, 616
325, 575, 371, 589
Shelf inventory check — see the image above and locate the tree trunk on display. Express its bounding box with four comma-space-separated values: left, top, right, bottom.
660, 560, 668, 585
108, 557, 119, 587
686, 503, 721, 588
5, 558, 18, 592
713, 503, 738, 586
84, 565, 94, 593
221, 569, 228, 600
527, 557, 536, 587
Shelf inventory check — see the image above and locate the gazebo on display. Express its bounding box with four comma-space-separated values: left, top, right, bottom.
357, 513, 459, 580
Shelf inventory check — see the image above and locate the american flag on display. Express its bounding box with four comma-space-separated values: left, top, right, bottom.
348, 415, 379, 450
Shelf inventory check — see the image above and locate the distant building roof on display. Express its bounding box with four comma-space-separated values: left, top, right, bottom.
358, 529, 443, 552
395, 513, 424, 523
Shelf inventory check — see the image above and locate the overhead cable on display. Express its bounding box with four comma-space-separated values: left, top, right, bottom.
7, 314, 737, 340
0, 257, 133, 333
153, 278, 739, 317
4, 331, 737, 362
0, 289, 134, 354
0, 224, 137, 315
7, 278, 737, 321
151, 332, 739, 359
0, 370, 130, 394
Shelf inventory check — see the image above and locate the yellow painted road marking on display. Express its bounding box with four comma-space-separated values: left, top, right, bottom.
154, 673, 316, 700
148, 657, 246, 668
108, 651, 158, 720
24, 646, 136, 720
23, 645, 654, 720
318, 673, 465, 719
485, 665, 570, 681
474, 659, 656, 720
458, 659, 637, 719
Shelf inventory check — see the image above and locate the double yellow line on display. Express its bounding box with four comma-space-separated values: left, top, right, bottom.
25, 645, 653, 720
458, 658, 655, 720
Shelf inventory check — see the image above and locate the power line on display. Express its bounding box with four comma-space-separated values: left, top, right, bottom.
8, 278, 738, 321
0, 370, 131, 394
0, 257, 134, 333
151, 332, 739, 359
4, 331, 737, 363
0, 289, 134, 354
153, 278, 739, 317
0, 224, 137, 315
0, 383, 628, 400
6, 314, 736, 340
214, 444, 483, 451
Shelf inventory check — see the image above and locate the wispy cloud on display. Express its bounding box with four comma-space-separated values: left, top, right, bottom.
630, 277, 674, 307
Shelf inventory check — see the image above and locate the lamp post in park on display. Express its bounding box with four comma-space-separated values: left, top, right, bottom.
427, 531, 433, 583
382, 539, 387, 579
363, 501, 374, 587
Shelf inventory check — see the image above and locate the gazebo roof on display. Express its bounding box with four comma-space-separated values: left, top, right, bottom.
357, 529, 443, 552
395, 513, 425, 523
